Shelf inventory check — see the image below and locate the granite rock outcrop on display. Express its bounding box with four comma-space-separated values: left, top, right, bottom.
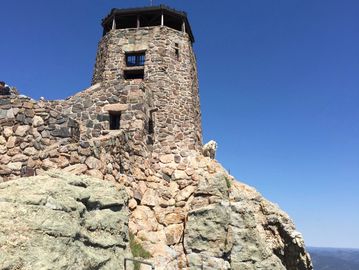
183, 165, 312, 270
126, 153, 313, 270
0, 171, 130, 270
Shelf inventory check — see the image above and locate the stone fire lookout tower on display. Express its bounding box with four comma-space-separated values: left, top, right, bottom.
90, 5, 202, 155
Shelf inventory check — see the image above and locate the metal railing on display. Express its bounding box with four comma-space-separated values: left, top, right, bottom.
124, 258, 155, 270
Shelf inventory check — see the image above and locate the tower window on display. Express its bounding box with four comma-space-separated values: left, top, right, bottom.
126, 52, 145, 67
147, 117, 154, 145
109, 112, 121, 130
123, 69, 144, 80
174, 43, 180, 60
148, 117, 154, 134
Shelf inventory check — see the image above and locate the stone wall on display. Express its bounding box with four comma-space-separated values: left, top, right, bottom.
45, 82, 149, 140
0, 93, 150, 183
0, 95, 79, 180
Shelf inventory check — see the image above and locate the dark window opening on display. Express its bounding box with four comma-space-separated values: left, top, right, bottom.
126, 53, 145, 67
140, 13, 161, 27
109, 112, 121, 130
147, 135, 154, 145
147, 109, 157, 145
163, 15, 183, 32
148, 118, 154, 134
174, 43, 180, 60
118, 15, 138, 29
124, 69, 144, 80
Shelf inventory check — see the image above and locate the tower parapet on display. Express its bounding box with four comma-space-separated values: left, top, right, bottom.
101, 5, 194, 42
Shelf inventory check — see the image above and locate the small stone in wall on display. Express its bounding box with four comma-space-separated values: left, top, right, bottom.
86, 169, 103, 179
174, 155, 181, 163
32, 115, 44, 127
164, 212, 185, 225
63, 164, 88, 175
11, 154, 27, 162
175, 185, 196, 202
104, 174, 115, 182
0, 165, 11, 175
42, 159, 56, 170
141, 188, 158, 207
57, 156, 70, 168
7, 162, 22, 171
172, 170, 188, 180
0, 155, 11, 165
129, 198, 137, 210
165, 223, 184, 246
159, 154, 174, 164
15, 126, 30, 137
85, 156, 103, 170
6, 137, 16, 149
3, 127, 13, 138
0, 145, 7, 155
23, 147, 37, 156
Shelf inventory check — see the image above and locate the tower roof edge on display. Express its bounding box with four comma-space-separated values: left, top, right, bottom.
101, 5, 195, 43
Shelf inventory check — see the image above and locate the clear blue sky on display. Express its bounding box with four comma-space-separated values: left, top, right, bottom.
1, 0, 358, 249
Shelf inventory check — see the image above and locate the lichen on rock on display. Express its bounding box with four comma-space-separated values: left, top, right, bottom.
183, 168, 312, 270
0, 171, 131, 270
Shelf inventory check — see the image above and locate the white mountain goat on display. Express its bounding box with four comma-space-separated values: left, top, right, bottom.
202, 140, 217, 159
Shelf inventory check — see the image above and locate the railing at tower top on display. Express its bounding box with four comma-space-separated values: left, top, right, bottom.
124, 258, 155, 270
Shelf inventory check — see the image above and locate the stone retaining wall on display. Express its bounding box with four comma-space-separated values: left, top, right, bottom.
45, 82, 150, 140
0, 95, 80, 180
0, 98, 149, 183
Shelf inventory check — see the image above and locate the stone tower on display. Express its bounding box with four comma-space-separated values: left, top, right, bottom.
92, 5, 202, 154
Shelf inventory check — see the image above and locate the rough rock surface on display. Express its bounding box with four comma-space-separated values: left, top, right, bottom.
122, 152, 313, 270
184, 167, 312, 270
0, 171, 130, 270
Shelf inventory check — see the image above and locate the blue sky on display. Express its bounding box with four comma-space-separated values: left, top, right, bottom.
1, 0, 358, 248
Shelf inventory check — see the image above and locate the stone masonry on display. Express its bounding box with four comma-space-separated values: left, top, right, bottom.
91, 26, 202, 154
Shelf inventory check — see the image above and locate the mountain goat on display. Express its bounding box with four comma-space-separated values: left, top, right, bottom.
202, 140, 217, 159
